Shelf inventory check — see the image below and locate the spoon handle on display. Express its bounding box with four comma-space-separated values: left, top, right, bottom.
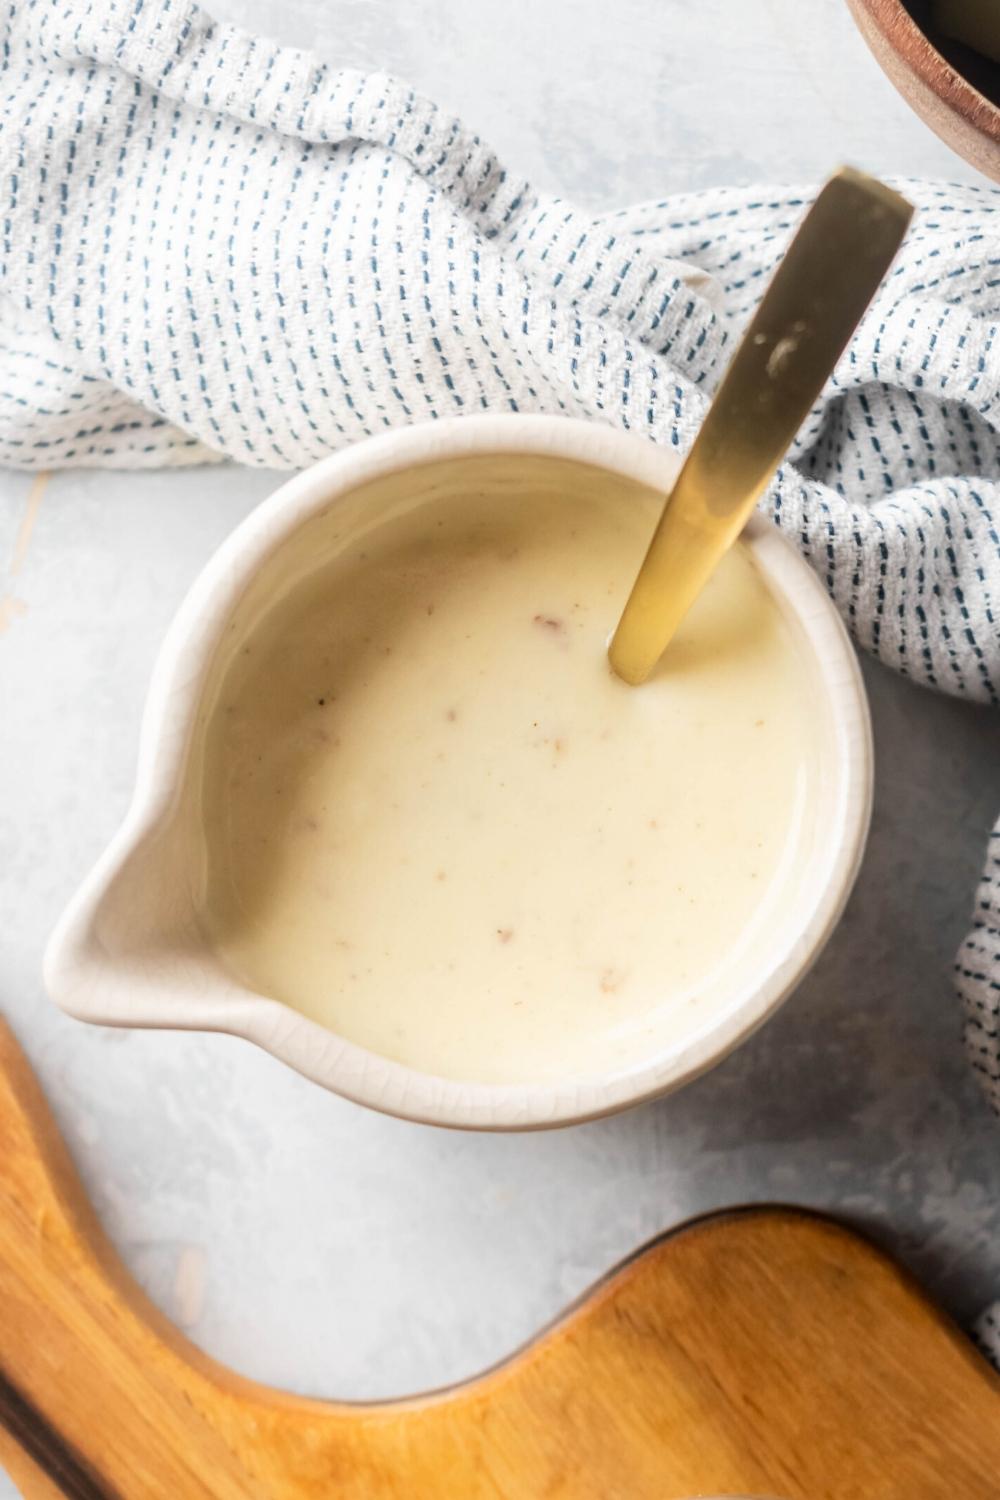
609, 166, 913, 685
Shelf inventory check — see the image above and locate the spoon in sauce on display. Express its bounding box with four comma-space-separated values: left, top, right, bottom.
609, 166, 913, 685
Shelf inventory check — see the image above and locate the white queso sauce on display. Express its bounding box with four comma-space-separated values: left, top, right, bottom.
198, 483, 822, 1085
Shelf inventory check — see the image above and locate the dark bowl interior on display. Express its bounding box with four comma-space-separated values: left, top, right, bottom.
902, 0, 1000, 105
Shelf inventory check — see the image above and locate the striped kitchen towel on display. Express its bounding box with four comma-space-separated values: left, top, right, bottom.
2, 0, 1000, 1136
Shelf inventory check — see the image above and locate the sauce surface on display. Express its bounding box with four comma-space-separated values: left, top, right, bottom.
198, 484, 821, 1084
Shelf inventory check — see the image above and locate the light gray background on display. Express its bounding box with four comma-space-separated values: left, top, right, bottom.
3, 1, 1000, 1492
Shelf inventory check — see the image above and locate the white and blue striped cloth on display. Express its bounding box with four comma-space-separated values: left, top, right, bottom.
3, 5, 1000, 1190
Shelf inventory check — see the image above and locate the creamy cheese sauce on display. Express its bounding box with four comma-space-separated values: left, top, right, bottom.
198, 484, 821, 1084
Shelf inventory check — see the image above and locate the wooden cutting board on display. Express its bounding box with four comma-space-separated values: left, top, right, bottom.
1, 1018, 999, 1500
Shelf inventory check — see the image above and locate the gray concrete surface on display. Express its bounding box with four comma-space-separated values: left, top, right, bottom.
2, 2, 1000, 1492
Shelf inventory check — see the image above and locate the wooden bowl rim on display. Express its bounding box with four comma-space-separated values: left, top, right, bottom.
850, 0, 1000, 143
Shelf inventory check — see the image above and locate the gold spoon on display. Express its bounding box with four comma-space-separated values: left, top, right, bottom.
608, 167, 913, 685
